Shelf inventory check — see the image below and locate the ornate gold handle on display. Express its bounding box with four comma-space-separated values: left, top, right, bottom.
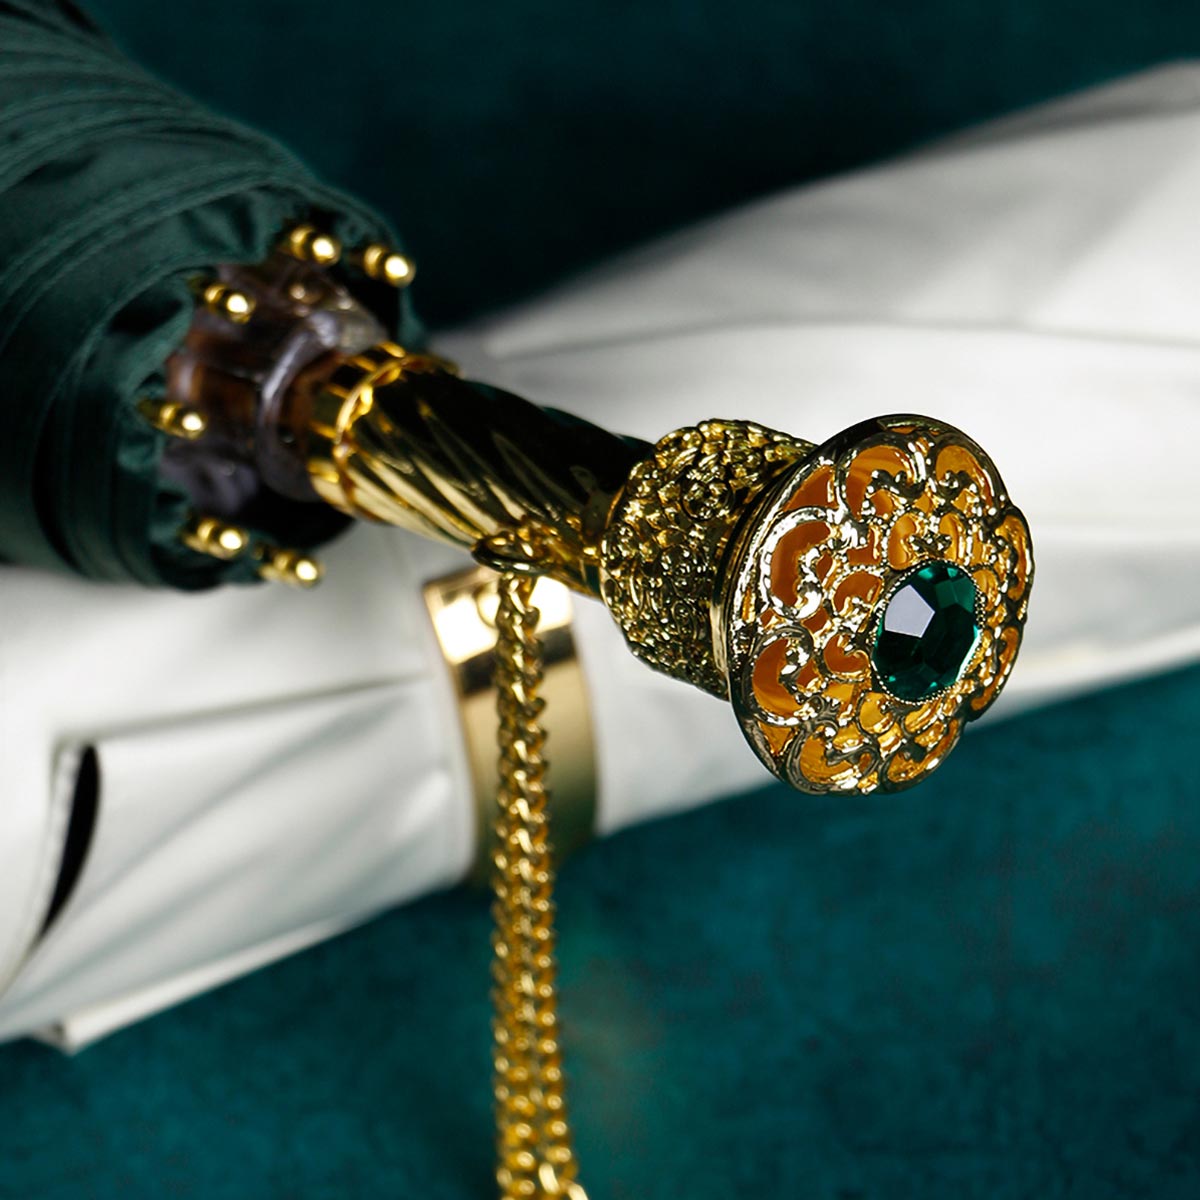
155, 237, 1032, 796
295, 343, 1033, 797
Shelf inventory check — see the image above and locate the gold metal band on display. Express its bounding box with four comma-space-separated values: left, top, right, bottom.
423, 565, 597, 884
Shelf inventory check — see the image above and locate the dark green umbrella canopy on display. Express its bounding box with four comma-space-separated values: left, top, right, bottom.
0, 0, 416, 589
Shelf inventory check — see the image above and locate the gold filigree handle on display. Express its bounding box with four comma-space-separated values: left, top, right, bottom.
301, 347, 1033, 796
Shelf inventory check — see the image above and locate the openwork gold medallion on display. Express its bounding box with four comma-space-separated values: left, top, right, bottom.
722, 416, 1033, 795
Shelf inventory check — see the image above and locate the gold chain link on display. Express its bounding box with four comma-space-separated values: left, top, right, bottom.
491, 567, 589, 1200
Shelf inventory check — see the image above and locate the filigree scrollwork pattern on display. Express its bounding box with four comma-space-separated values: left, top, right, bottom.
723, 415, 1033, 795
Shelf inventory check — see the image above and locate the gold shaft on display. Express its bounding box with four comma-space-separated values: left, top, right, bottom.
491, 565, 587, 1200
303, 344, 646, 594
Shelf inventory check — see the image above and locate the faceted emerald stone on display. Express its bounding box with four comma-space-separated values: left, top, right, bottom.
872, 563, 980, 701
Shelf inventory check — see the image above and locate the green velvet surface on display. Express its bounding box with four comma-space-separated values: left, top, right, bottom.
4, 668, 1199, 1199
85, 0, 1200, 328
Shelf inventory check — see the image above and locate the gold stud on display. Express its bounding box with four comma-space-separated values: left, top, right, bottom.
359, 243, 416, 288
283, 223, 342, 266
180, 514, 250, 561
200, 281, 255, 324
255, 544, 324, 588
137, 397, 208, 441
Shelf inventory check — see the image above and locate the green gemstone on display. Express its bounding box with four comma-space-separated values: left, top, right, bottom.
872, 563, 980, 701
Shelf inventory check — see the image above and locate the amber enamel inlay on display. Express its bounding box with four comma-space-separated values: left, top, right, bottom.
823, 633, 869, 677
751, 638, 796, 718
759, 720, 794, 756
886, 513, 923, 570
783, 462, 834, 512
770, 520, 830, 606
833, 570, 883, 615
727, 416, 1032, 796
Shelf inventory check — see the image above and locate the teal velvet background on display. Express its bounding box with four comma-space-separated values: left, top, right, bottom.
80, 0, 1200, 327
4, 669, 1200, 1198
3, 1, 1200, 1197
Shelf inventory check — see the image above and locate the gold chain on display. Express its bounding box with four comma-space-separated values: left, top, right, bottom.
491, 567, 588, 1200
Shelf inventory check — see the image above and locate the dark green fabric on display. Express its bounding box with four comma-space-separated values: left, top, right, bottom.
0, 1, 415, 588
3, 667, 1200, 1199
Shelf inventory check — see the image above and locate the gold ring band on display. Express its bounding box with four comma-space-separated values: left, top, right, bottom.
423, 565, 597, 883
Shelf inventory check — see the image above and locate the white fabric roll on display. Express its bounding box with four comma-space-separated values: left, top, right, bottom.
1, 65, 1197, 1046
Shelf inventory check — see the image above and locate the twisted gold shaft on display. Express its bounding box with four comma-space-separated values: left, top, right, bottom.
491, 568, 588, 1200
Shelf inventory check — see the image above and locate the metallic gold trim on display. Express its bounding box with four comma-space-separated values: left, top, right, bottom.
137, 397, 208, 440
599, 420, 812, 696
179, 513, 249, 560
254, 544, 324, 588
720, 415, 1033, 795
423, 565, 597, 884
302, 344, 642, 594
198, 281, 255, 324
282, 223, 342, 266
358, 243, 416, 287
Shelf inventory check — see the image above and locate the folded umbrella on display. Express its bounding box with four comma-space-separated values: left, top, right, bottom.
1, 62, 1195, 1045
